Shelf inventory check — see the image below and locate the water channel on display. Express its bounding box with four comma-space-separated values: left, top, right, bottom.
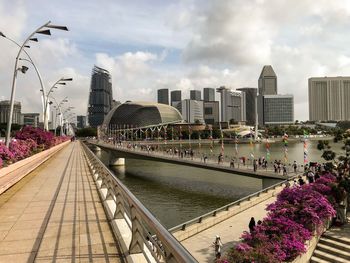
93, 139, 344, 228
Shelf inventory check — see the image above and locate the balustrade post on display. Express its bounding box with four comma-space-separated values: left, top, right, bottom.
129, 204, 145, 254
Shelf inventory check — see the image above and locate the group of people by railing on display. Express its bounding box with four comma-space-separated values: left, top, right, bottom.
95, 138, 310, 176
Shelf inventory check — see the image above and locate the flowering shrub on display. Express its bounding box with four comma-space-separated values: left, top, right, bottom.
220, 174, 337, 263
15, 126, 54, 149
0, 142, 15, 161
0, 126, 70, 169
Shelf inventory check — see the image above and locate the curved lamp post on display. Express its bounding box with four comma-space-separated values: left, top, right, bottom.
50, 96, 68, 136
43, 77, 72, 131
0, 34, 47, 127
1, 21, 68, 147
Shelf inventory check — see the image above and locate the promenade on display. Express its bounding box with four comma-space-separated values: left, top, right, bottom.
0, 142, 124, 263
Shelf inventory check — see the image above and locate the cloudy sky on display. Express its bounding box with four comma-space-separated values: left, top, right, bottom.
1, 0, 350, 121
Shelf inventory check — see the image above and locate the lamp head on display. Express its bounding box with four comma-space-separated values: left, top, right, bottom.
20, 66, 29, 74
0, 32, 5, 37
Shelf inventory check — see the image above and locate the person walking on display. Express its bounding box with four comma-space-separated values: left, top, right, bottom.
249, 217, 256, 232
213, 235, 223, 259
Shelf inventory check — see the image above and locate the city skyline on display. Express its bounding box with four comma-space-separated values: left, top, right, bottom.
1, 1, 350, 121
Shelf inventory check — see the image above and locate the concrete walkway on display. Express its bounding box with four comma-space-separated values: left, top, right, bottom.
0, 142, 124, 263
180, 195, 277, 262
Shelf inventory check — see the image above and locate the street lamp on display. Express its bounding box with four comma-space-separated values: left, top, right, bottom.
43, 77, 73, 131
1, 34, 48, 133
50, 96, 68, 136
1, 21, 69, 147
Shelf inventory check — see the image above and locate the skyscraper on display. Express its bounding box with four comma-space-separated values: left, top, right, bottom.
258, 65, 277, 95
157, 89, 169, 105
261, 95, 294, 125
87, 66, 113, 127
203, 88, 215, 102
237, 87, 257, 125
216, 87, 246, 123
175, 99, 204, 123
309, 77, 350, 121
77, 115, 87, 129
170, 90, 181, 107
190, 90, 201, 101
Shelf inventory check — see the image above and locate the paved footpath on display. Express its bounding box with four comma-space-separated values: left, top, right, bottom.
181, 195, 277, 262
0, 142, 124, 263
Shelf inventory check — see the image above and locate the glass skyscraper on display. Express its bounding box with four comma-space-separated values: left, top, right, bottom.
87, 66, 113, 127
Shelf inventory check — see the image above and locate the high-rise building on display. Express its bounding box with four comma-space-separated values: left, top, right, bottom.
171, 90, 181, 107
258, 65, 277, 95
77, 115, 87, 129
203, 88, 215, 102
21, 113, 40, 127
190, 90, 201, 101
203, 101, 219, 124
157, 89, 169, 105
0, 100, 22, 124
216, 87, 246, 123
259, 95, 294, 125
175, 99, 204, 123
309, 77, 350, 121
87, 66, 113, 127
237, 87, 257, 125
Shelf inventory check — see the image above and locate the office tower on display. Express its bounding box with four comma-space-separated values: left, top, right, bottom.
190, 90, 201, 101
21, 113, 40, 127
309, 77, 350, 121
77, 115, 87, 129
203, 101, 219, 124
258, 65, 277, 95
237, 87, 257, 125
157, 88, 169, 105
171, 90, 182, 107
0, 100, 21, 124
203, 88, 215, 102
87, 66, 113, 127
216, 87, 246, 123
259, 95, 294, 125
175, 99, 204, 123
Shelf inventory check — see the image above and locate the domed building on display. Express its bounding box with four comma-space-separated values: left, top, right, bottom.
103, 101, 183, 127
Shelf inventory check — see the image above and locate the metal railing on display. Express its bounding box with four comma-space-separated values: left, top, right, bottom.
81, 141, 197, 263
168, 176, 296, 234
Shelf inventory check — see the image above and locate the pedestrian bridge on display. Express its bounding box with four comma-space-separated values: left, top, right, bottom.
0, 141, 196, 263
88, 140, 287, 180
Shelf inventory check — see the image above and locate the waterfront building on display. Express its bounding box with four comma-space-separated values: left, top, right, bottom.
171, 90, 182, 107
77, 115, 87, 129
103, 101, 182, 127
203, 101, 219, 124
0, 100, 22, 124
259, 95, 294, 125
258, 65, 277, 95
21, 113, 40, 127
87, 66, 113, 127
309, 77, 350, 121
203, 88, 215, 102
157, 88, 169, 105
190, 90, 201, 101
216, 87, 246, 123
176, 99, 204, 124
237, 87, 257, 125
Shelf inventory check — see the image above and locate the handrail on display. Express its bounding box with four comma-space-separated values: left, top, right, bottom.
81, 141, 197, 263
168, 176, 296, 233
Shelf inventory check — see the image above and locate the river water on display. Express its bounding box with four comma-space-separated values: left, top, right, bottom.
93, 139, 343, 228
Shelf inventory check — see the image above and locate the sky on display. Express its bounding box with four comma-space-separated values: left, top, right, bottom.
1, 0, 350, 121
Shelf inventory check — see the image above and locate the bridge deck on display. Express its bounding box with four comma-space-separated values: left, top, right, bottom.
0, 142, 124, 263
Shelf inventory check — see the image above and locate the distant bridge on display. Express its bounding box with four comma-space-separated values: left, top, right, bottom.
88, 140, 289, 180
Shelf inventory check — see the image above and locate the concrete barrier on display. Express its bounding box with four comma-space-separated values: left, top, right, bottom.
0, 141, 70, 194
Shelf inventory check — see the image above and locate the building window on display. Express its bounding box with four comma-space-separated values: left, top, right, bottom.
204, 107, 213, 115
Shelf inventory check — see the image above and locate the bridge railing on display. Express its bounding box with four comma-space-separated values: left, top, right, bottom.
81, 142, 197, 263
168, 177, 294, 234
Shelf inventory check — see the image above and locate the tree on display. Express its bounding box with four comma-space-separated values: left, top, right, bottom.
75, 127, 97, 137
